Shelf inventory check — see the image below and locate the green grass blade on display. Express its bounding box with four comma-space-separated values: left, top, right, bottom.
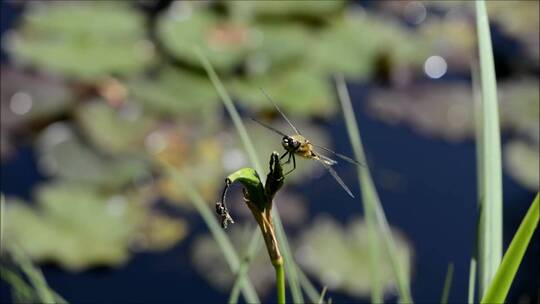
440, 263, 454, 304
475, 0, 503, 296
336, 75, 412, 303
297, 267, 321, 303
468, 258, 477, 304
8, 245, 58, 304
469, 62, 480, 304
228, 231, 261, 304
1, 194, 4, 254
318, 286, 328, 304
167, 167, 260, 303
195, 48, 304, 303
194, 47, 264, 176
481, 193, 539, 303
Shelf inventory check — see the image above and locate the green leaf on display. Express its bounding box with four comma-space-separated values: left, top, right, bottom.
167, 168, 260, 303
4, 183, 140, 270
231, 67, 337, 118
6, 2, 152, 80
36, 123, 150, 190
226, 167, 266, 211
475, 0, 503, 296
296, 216, 413, 298
228, 0, 345, 18
504, 140, 539, 191
129, 67, 220, 120
76, 100, 156, 154
158, 5, 252, 72
481, 193, 539, 303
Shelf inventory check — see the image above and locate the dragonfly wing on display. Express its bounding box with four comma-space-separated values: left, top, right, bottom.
312, 144, 364, 166
319, 159, 355, 198
317, 153, 338, 165
260, 88, 301, 135
251, 118, 288, 137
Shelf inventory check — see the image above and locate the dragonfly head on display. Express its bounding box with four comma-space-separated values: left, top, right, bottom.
282, 136, 300, 151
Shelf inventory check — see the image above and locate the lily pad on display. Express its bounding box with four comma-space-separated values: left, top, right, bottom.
5, 2, 152, 80
36, 122, 150, 190
3, 182, 188, 270
76, 100, 157, 154
157, 4, 253, 72
129, 67, 220, 121
231, 67, 337, 118
367, 83, 476, 141
499, 79, 540, 141
191, 224, 275, 296
227, 0, 345, 19
504, 140, 539, 191
0, 67, 73, 159
155, 129, 225, 206
309, 11, 427, 81
243, 23, 315, 75
3, 183, 140, 271
296, 216, 413, 298
0, 67, 73, 123
132, 211, 189, 252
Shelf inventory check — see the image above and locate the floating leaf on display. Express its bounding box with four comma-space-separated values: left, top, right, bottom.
296, 216, 413, 298
3, 182, 188, 270
499, 80, 540, 141
0, 67, 73, 159
231, 67, 336, 118
133, 211, 189, 252
158, 3, 253, 72
228, 0, 345, 18
129, 67, 220, 120
244, 23, 315, 75
368, 81, 539, 142
76, 100, 156, 154
309, 11, 427, 81
368, 83, 476, 141
5, 2, 153, 80
191, 224, 275, 296
504, 141, 539, 191
3, 183, 140, 270
0, 67, 73, 122
36, 122, 150, 189
156, 131, 225, 206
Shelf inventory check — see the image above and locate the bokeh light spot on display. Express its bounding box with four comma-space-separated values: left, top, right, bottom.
9, 91, 33, 115
424, 55, 447, 79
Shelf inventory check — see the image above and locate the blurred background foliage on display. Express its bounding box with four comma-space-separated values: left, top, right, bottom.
0, 0, 538, 302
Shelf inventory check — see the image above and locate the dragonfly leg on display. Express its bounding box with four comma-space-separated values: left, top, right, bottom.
283, 151, 293, 165
280, 151, 289, 161
283, 154, 296, 176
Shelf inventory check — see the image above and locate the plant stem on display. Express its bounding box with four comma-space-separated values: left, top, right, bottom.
196, 47, 304, 303
275, 259, 286, 304
228, 231, 262, 304
168, 168, 260, 303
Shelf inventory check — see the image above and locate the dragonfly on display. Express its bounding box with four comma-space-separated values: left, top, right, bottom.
251, 89, 363, 198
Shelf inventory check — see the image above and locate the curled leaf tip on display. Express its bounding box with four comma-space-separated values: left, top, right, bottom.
216, 178, 234, 229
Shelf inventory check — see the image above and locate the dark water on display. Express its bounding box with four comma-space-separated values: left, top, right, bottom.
1, 1, 538, 304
